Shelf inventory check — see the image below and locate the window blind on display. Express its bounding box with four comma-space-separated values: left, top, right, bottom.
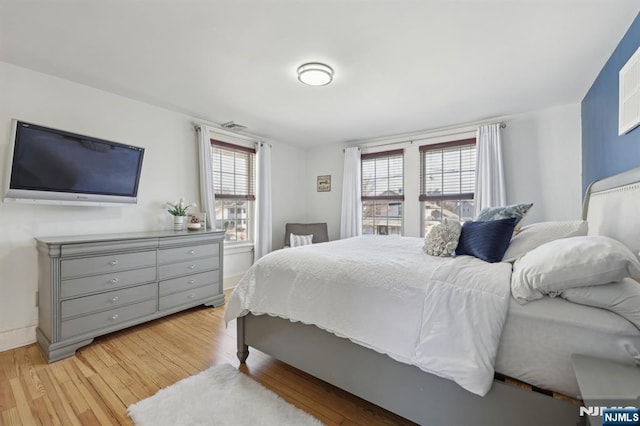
361, 149, 405, 201
419, 138, 476, 202
210, 140, 256, 200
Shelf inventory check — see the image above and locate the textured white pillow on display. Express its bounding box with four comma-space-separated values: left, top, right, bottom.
423, 218, 461, 257
290, 233, 313, 247
502, 220, 588, 262
561, 278, 640, 330
511, 235, 640, 304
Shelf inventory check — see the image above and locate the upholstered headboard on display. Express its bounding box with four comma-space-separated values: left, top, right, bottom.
583, 166, 640, 255
284, 223, 329, 246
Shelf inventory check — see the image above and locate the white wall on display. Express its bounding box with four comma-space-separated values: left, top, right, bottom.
304, 145, 345, 241
304, 103, 583, 238
271, 142, 308, 248
502, 103, 583, 223
0, 62, 306, 350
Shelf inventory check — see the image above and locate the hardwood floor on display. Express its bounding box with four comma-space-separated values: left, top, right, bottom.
0, 293, 415, 425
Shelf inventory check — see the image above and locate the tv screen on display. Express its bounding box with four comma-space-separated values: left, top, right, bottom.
4, 120, 145, 205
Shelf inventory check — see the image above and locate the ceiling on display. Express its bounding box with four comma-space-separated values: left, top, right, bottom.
1, 1, 639, 147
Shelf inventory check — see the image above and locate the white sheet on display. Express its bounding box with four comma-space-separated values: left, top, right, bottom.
496, 296, 640, 397
225, 236, 512, 396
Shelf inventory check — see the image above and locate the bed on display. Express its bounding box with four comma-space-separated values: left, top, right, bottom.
225, 167, 640, 426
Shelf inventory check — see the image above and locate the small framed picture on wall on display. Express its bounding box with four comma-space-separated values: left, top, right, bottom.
317, 175, 331, 192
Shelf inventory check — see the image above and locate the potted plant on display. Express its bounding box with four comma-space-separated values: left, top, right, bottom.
166, 198, 197, 231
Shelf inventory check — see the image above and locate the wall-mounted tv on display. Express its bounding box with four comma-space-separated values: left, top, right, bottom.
4, 120, 145, 206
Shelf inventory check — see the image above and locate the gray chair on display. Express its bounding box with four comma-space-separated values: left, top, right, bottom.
284, 223, 329, 247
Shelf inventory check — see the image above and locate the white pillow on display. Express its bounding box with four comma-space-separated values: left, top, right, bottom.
423, 218, 461, 257
561, 278, 640, 330
502, 220, 588, 262
290, 233, 313, 247
511, 235, 640, 304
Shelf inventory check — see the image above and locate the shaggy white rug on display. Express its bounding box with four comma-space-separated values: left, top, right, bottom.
127, 363, 323, 426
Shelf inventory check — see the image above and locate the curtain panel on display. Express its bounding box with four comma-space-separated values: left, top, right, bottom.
474, 123, 506, 217
254, 142, 272, 260
340, 147, 362, 239
196, 125, 216, 229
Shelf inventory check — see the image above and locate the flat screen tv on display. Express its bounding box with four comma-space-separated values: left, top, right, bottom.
4, 120, 145, 206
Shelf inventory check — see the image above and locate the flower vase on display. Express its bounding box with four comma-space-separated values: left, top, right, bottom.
173, 215, 186, 231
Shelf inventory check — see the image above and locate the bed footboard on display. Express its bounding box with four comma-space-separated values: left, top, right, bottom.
236, 313, 582, 426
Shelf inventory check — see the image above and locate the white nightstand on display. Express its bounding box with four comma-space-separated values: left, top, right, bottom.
572, 354, 640, 426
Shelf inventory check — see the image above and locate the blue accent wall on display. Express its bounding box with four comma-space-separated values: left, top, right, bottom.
582, 13, 640, 194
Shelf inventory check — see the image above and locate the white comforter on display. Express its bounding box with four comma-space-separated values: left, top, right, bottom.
224, 236, 512, 396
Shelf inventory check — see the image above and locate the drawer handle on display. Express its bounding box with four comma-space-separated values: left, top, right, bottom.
188, 280, 196, 284
110, 278, 120, 284
189, 250, 196, 254
110, 296, 119, 303
109, 260, 119, 266
111, 314, 119, 320
187, 293, 196, 299
188, 264, 196, 270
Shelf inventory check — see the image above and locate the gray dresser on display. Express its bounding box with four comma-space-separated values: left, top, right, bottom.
35, 229, 225, 362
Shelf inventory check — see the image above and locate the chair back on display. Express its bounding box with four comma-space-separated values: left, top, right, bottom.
284, 223, 329, 246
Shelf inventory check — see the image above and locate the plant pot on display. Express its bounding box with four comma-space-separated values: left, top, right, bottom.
173, 215, 187, 231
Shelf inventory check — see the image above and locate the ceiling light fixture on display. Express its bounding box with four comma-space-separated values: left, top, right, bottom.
297, 62, 334, 86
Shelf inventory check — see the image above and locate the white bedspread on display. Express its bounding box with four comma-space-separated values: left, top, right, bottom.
224, 236, 512, 396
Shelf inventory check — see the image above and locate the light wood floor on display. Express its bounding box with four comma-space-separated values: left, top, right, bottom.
0, 293, 415, 425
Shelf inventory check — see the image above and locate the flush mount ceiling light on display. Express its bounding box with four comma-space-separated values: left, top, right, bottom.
297, 62, 334, 86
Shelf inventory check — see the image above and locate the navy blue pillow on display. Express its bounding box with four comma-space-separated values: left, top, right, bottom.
455, 217, 518, 263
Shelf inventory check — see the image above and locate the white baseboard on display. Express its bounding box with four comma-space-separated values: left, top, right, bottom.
223, 273, 245, 290
0, 322, 37, 352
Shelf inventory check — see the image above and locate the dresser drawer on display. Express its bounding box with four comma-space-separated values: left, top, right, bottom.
159, 270, 219, 296
60, 299, 156, 340
61, 283, 156, 319
158, 257, 218, 280
158, 243, 219, 264
159, 284, 219, 311
60, 267, 156, 299
61, 251, 156, 278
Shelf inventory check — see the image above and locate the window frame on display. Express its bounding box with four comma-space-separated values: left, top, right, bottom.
360, 148, 405, 236
210, 139, 256, 244
419, 138, 477, 236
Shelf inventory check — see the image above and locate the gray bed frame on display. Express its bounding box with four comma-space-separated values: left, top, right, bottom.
236, 166, 640, 426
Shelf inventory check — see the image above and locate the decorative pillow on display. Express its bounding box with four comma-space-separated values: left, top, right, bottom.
290, 233, 313, 247
454, 217, 518, 263
502, 220, 588, 262
511, 235, 640, 304
561, 278, 640, 330
476, 203, 533, 233
423, 218, 462, 257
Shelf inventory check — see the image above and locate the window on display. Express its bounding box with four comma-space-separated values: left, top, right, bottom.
419, 138, 476, 235
210, 140, 255, 242
361, 149, 404, 235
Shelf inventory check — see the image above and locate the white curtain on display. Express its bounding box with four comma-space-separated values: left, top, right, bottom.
474, 123, 506, 217
196, 125, 216, 229
340, 147, 362, 239
254, 142, 272, 261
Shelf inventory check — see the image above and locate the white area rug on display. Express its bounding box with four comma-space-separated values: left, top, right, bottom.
128, 363, 323, 426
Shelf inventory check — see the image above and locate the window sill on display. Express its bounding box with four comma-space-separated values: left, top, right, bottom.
224, 241, 254, 255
